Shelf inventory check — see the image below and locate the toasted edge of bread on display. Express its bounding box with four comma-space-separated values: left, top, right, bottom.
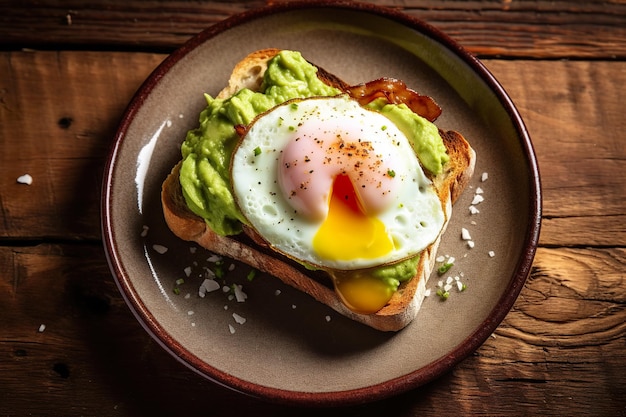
161, 50, 476, 331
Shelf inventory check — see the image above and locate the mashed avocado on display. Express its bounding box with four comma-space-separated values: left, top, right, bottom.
180, 50, 340, 235
180, 50, 445, 291
366, 100, 449, 174
371, 255, 421, 293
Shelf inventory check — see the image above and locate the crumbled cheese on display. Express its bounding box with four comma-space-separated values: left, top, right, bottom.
461, 228, 472, 241
153, 244, 168, 254
233, 313, 247, 324
17, 174, 33, 185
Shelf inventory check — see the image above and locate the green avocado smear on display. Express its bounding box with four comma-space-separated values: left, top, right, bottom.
179, 50, 447, 302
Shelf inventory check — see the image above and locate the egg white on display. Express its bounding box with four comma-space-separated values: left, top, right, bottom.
230, 95, 445, 270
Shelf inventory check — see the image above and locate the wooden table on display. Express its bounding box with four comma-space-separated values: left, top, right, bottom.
1, 1, 625, 415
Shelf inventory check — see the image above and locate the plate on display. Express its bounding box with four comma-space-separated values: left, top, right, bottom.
102, 1, 541, 406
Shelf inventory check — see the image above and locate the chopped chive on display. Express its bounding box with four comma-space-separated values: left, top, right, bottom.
290, 102, 299, 110
436, 289, 450, 300
253, 146, 261, 156
246, 269, 257, 282
173, 287, 180, 295
214, 266, 224, 279
438, 262, 453, 274
175, 278, 185, 286
387, 169, 396, 178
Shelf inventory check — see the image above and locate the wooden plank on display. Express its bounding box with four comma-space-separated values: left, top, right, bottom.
0, 0, 624, 59
1, 51, 625, 247
1, 244, 624, 415
0, 51, 165, 240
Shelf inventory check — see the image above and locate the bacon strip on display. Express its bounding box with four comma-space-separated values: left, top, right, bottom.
346, 78, 442, 122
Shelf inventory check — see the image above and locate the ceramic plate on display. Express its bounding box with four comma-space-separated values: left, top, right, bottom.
102, 1, 541, 406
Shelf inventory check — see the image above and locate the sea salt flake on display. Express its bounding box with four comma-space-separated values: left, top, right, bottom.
471, 194, 485, 205
274, 289, 282, 296
38, 324, 46, 333
424, 289, 431, 297
207, 254, 222, 263
234, 285, 247, 302
489, 251, 496, 258
461, 228, 472, 241
481, 172, 489, 182
153, 244, 168, 254
228, 324, 236, 334
467, 241, 475, 249
476, 187, 484, 194
233, 313, 247, 325
198, 278, 220, 297
436, 255, 446, 263
184, 266, 192, 277
456, 281, 464, 291
17, 174, 33, 185
469, 205, 480, 215
325, 315, 331, 322
140, 225, 149, 237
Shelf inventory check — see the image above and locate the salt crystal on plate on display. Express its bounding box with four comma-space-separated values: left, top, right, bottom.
471, 194, 484, 205
17, 174, 33, 185
233, 313, 247, 325
153, 244, 168, 254
38, 324, 46, 333
461, 228, 472, 241
481, 172, 489, 182
228, 324, 236, 334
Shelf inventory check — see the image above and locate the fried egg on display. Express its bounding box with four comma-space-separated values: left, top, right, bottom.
231, 95, 445, 274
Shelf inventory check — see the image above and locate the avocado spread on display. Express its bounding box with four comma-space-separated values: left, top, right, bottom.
179, 50, 446, 291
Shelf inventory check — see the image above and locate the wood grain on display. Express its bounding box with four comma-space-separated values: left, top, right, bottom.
0, 0, 625, 59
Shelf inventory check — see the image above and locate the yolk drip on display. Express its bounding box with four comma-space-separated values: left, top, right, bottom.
331, 270, 396, 314
313, 174, 394, 262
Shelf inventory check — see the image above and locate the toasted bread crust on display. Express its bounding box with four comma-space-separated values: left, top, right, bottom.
161, 50, 475, 331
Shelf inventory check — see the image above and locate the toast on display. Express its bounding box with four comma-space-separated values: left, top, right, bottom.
162, 49, 476, 331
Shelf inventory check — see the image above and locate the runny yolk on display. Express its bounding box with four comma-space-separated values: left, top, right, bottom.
312, 175, 396, 314
313, 174, 394, 262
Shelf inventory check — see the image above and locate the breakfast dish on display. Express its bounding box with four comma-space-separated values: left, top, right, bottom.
103, 2, 539, 404
161, 49, 475, 331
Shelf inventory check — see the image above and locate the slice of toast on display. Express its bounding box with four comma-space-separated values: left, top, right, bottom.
161, 50, 476, 331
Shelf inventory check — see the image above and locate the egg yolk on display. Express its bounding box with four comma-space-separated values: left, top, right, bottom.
312, 174, 394, 261
331, 269, 396, 314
